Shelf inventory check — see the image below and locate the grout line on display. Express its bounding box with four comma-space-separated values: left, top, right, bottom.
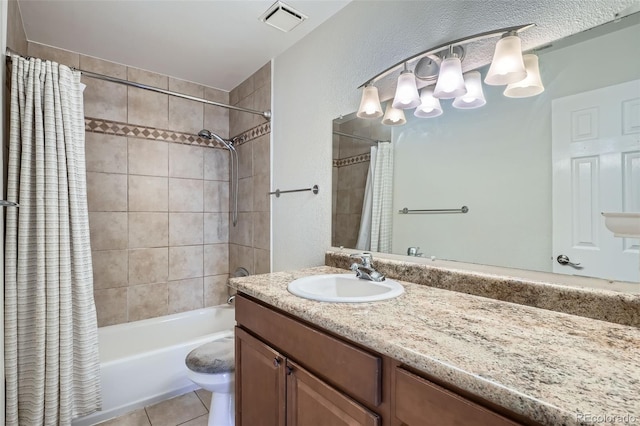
143, 406, 152, 426
125, 135, 131, 323
193, 389, 210, 413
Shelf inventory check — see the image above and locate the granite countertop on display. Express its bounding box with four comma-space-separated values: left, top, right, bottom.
230, 266, 640, 426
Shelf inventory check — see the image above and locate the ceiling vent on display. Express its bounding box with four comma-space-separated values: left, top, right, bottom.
259, 1, 308, 33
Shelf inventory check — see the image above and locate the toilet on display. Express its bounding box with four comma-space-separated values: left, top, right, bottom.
185, 336, 235, 426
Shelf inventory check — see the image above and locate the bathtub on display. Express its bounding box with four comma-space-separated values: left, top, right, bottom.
73, 305, 235, 426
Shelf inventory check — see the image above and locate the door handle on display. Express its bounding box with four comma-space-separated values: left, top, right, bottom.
557, 255, 582, 268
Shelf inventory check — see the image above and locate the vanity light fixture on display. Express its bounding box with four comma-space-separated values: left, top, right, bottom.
382, 102, 407, 126
356, 23, 538, 126
391, 64, 421, 109
433, 48, 467, 99
503, 54, 545, 98
452, 71, 486, 109
356, 83, 384, 118
414, 87, 443, 118
484, 32, 527, 85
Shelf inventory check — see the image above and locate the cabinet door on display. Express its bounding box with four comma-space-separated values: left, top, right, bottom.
236, 327, 286, 426
287, 360, 380, 426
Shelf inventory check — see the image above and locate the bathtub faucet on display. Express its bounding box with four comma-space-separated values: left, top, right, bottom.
226, 295, 236, 305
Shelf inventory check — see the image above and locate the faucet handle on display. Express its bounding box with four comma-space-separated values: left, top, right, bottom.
349, 252, 372, 267
407, 247, 423, 257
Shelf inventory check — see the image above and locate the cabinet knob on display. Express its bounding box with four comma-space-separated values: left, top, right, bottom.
286, 366, 293, 375
273, 357, 281, 367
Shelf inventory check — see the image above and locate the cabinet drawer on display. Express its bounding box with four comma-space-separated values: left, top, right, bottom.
236, 294, 382, 407
394, 368, 520, 426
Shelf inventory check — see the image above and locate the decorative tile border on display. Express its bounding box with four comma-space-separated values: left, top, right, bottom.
333, 153, 371, 168
231, 122, 271, 146
85, 117, 228, 148
85, 117, 272, 149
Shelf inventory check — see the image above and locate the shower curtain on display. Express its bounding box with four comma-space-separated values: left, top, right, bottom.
4, 56, 101, 425
356, 146, 376, 250
363, 141, 393, 252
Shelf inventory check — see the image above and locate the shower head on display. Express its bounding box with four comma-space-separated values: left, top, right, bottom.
198, 129, 233, 148
198, 128, 240, 228
198, 129, 212, 139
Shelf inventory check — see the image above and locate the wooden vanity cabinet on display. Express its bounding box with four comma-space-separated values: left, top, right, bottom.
236, 293, 529, 426
236, 327, 379, 426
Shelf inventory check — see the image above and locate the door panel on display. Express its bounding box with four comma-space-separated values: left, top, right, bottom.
623, 151, 640, 251
571, 156, 599, 248
552, 79, 640, 281
287, 360, 379, 426
235, 327, 286, 426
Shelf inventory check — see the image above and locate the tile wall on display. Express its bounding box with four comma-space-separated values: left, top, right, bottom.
26, 42, 235, 326
6, 0, 27, 56
228, 63, 271, 276
332, 118, 389, 248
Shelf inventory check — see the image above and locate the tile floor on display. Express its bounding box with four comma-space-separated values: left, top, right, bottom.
98, 389, 212, 426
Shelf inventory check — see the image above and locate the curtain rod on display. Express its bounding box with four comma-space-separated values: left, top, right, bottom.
333, 131, 388, 144
5, 49, 272, 120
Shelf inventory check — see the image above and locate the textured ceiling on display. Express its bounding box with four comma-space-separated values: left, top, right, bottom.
17, 0, 350, 91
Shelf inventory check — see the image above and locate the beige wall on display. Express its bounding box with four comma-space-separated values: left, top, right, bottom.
6, 0, 27, 55
228, 63, 271, 276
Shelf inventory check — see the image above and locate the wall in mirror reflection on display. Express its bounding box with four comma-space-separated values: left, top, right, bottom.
332, 18, 640, 282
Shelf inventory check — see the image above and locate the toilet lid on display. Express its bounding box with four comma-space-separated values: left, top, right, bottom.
185, 336, 235, 374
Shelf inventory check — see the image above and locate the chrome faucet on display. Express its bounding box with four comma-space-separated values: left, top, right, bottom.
350, 253, 385, 282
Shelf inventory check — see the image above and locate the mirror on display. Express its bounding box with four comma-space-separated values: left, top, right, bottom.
332, 13, 640, 287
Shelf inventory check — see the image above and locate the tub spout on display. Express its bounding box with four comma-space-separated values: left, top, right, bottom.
227, 295, 236, 305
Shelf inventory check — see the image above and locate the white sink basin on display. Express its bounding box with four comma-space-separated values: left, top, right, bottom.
287, 274, 404, 303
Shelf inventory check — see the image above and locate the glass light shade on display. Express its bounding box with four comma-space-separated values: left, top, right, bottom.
414, 87, 443, 118
433, 56, 467, 99
452, 71, 486, 109
503, 54, 545, 98
356, 85, 384, 118
484, 34, 527, 85
381, 103, 406, 126
391, 70, 421, 109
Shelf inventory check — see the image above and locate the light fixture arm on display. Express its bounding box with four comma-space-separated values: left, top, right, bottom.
357, 23, 535, 89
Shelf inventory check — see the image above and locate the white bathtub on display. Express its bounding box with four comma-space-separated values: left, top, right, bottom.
73, 306, 235, 426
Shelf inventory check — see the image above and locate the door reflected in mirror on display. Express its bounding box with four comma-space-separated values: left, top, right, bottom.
331, 13, 640, 287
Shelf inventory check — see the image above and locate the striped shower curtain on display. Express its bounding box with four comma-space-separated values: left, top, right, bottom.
370, 141, 393, 252
4, 56, 101, 425
355, 145, 377, 251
